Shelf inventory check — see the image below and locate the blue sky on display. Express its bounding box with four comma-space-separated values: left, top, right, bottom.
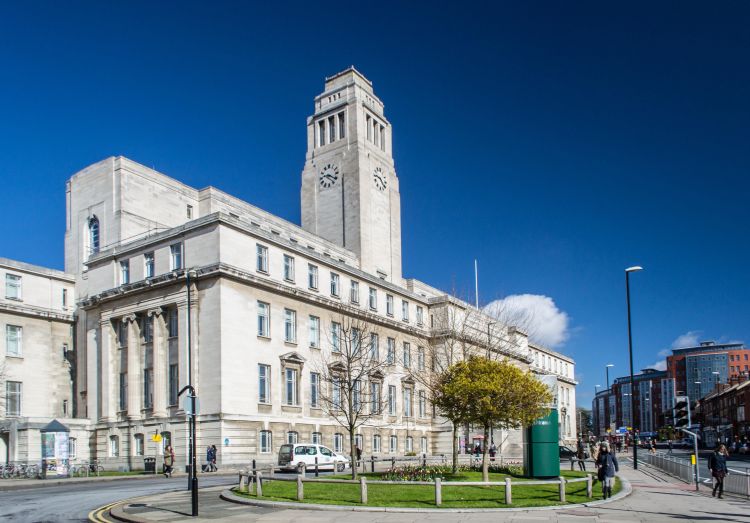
1, 2, 748, 408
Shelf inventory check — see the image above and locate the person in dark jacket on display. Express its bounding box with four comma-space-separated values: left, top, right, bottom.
595, 442, 619, 499
709, 444, 729, 498
576, 438, 587, 471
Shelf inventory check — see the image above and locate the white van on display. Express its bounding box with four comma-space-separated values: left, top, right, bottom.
278, 443, 350, 473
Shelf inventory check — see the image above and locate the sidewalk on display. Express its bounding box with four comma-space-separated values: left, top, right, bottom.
103, 460, 750, 522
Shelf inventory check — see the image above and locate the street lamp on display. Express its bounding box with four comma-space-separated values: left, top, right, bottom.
625, 265, 643, 469
606, 364, 614, 389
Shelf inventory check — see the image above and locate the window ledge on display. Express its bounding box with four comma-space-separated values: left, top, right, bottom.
257, 335, 271, 341
284, 341, 298, 347
5, 354, 23, 360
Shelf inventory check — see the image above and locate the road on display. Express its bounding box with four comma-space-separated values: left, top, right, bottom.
0, 474, 237, 523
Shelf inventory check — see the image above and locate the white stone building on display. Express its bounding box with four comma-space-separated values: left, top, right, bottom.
2, 68, 576, 468
529, 343, 578, 445
0, 258, 89, 463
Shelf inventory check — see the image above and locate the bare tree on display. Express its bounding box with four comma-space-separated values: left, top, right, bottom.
311, 309, 391, 479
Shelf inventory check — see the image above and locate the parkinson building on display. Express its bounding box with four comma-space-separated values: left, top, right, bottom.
3, 68, 576, 468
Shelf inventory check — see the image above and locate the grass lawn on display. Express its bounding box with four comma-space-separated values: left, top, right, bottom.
233, 470, 621, 508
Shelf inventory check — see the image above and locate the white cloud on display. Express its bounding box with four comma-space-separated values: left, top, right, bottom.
483, 294, 570, 348
646, 360, 667, 371
671, 331, 702, 349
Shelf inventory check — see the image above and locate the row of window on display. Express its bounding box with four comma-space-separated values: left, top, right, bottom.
730, 365, 750, 372
730, 353, 749, 362
259, 429, 427, 455
114, 310, 179, 347
364, 113, 386, 152
316, 111, 346, 148
118, 244, 182, 285
258, 247, 424, 324
258, 364, 428, 417
532, 350, 571, 378
118, 364, 179, 411
108, 431, 173, 458
3, 273, 69, 308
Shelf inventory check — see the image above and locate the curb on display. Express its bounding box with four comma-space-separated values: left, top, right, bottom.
218, 475, 633, 513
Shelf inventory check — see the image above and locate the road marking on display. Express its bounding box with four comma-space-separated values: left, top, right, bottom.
728, 468, 749, 475
88, 501, 119, 523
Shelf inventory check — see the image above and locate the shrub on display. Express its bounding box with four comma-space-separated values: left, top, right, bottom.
380, 464, 453, 482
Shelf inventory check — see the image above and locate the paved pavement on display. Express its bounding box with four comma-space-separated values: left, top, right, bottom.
104, 458, 750, 522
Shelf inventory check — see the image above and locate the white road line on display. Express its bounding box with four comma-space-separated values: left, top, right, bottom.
728, 468, 749, 475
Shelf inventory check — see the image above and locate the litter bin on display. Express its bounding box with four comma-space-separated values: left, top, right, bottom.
144, 457, 156, 474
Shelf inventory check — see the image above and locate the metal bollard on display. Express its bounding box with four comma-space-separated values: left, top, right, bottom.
252, 459, 256, 472
391, 456, 395, 469
370, 455, 375, 473
435, 477, 442, 506
422, 453, 427, 467
315, 456, 319, 477
505, 477, 512, 504
559, 476, 566, 502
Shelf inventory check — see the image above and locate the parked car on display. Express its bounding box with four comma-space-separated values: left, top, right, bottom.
278, 443, 350, 473
559, 446, 577, 460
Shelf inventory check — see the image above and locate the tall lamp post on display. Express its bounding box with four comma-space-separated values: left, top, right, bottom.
625, 265, 643, 469
606, 364, 614, 390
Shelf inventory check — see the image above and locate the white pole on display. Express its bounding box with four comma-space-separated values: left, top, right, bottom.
474, 259, 479, 309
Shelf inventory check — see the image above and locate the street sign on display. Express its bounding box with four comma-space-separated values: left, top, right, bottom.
183, 397, 200, 415
151, 434, 162, 442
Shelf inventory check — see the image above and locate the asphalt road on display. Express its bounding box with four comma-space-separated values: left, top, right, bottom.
0, 473, 237, 523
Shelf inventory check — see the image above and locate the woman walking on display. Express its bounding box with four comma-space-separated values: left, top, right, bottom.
595, 442, 619, 499
163, 445, 175, 478
708, 444, 729, 498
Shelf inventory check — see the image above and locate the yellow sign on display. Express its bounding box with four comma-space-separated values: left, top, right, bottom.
691, 454, 696, 465
151, 434, 162, 442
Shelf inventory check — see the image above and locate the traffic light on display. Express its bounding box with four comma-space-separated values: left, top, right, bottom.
674, 395, 690, 428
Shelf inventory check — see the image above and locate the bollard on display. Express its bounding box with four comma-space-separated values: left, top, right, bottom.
423, 453, 427, 468
315, 456, 319, 477
238, 474, 245, 493
391, 456, 395, 469
256, 471, 263, 497
570, 457, 575, 471
297, 474, 304, 501
435, 477, 442, 506
559, 476, 566, 502
360, 476, 368, 504
371, 455, 375, 473
586, 474, 593, 498
500, 456, 504, 468
252, 459, 256, 472
505, 477, 512, 504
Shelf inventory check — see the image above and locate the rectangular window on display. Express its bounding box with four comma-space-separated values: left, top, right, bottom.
421, 436, 427, 453
366, 114, 372, 141
5, 274, 21, 300
312, 432, 322, 445
388, 385, 396, 415
186, 205, 193, 219
309, 316, 320, 348
283, 254, 295, 282
386, 337, 395, 364
170, 243, 183, 270
416, 306, 424, 326
63, 399, 69, 416
6, 381, 21, 416
169, 364, 179, 405
117, 321, 127, 347
258, 364, 271, 403
406, 436, 413, 453
284, 309, 297, 343
119, 373, 127, 411
328, 116, 335, 143
374, 119, 380, 147
369, 287, 377, 310
5, 325, 22, 356
333, 377, 341, 409
318, 120, 326, 147
373, 434, 381, 453
168, 309, 178, 338
352, 327, 361, 356
257, 301, 270, 337
334, 433, 343, 453
370, 382, 381, 414
62, 288, 67, 308
134, 434, 144, 456
287, 431, 298, 444
310, 372, 320, 408
68, 438, 77, 459
350, 281, 359, 303
332, 322, 341, 352
389, 435, 397, 453
370, 333, 379, 360
144, 252, 155, 278
380, 125, 385, 151
419, 390, 426, 417
143, 368, 153, 408
417, 347, 425, 371
404, 388, 412, 417
260, 430, 272, 453
142, 316, 153, 343
386, 294, 394, 316
308, 264, 318, 290
120, 260, 130, 284
402, 300, 410, 322
285, 368, 298, 406
403, 342, 411, 368
338, 111, 346, 139
256, 244, 268, 273
330, 272, 340, 297
110, 436, 119, 457
353, 380, 361, 411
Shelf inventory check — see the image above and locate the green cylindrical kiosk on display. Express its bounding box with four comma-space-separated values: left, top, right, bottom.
524, 409, 560, 478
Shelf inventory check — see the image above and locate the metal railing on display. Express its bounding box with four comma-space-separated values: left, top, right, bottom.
641, 451, 750, 498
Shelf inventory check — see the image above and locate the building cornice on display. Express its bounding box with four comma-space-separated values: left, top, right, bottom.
0, 301, 74, 323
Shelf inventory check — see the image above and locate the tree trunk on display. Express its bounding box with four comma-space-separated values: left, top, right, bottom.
350, 429, 357, 480
451, 421, 458, 474
482, 422, 490, 482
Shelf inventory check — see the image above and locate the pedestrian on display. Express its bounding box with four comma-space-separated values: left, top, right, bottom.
576, 441, 587, 471
489, 442, 497, 461
667, 439, 673, 454
649, 439, 656, 455
204, 445, 212, 472
355, 445, 362, 466
163, 445, 175, 478
595, 442, 619, 499
211, 444, 218, 471
616, 439, 622, 453
708, 444, 729, 499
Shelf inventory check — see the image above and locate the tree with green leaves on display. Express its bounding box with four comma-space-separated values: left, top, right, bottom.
434, 356, 553, 481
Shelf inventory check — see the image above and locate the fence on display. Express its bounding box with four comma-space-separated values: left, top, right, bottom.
641, 451, 750, 498
237, 468, 593, 506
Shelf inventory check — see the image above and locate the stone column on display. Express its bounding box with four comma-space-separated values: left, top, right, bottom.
98, 318, 115, 421
150, 308, 168, 418
125, 314, 141, 420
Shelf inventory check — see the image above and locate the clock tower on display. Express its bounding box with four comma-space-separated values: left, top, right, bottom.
301, 67, 402, 283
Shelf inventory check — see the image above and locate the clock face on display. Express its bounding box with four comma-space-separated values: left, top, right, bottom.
373, 166, 388, 191
318, 164, 339, 189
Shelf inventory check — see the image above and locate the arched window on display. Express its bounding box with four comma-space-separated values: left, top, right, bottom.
88, 216, 100, 255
